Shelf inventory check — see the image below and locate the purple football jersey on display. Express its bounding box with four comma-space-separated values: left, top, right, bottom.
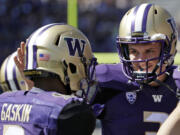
95, 63, 179, 135
0, 87, 81, 135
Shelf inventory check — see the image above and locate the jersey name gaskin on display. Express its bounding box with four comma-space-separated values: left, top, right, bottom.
1, 103, 32, 122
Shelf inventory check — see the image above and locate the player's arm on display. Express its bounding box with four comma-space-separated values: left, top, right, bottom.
14, 41, 34, 90
57, 100, 96, 135
92, 86, 121, 104
157, 102, 180, 135
157, 67, 180, 135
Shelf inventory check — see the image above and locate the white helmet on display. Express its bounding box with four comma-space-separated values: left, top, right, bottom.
117, 3, 178, 83
0, 52, 27, 92
24, 23, 97, 93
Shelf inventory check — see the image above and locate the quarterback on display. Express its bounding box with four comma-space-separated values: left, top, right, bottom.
94, 3, 179, 135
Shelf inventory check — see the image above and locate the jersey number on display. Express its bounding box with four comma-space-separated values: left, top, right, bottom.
144, 111, 168, 135
3, 125, 24, 135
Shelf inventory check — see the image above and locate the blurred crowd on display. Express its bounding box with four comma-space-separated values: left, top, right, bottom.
0, 0, 132, 65
0, 0, 180, 65
78, 0, 133, 52
0, 0, 67, 64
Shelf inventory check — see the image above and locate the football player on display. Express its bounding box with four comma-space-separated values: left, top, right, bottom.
94, 3, 179, 135
157, 69, 180, 135
0, 23, 97, 135
0, 51, 32, 92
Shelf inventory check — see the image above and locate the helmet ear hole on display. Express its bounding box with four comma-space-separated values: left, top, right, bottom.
55, 35, 61, 46
154, 9, 158, 14
69, 63, 77, 74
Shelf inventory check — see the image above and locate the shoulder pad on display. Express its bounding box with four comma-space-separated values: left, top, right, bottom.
96, 64, 138, 91
173, 66, 180, 89
96, 63, 126, 82
0, 90, 24, 98
29, 87, 82, 106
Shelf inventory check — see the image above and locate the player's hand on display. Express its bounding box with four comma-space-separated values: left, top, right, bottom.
14, 42, 25, 74
14, 41, 34, 90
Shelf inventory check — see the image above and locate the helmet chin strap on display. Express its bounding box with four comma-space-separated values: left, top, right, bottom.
150, 62, 160, 75
154, 77, 180, 100
138, 62, 178, 99
64, 72, 72, 95
135, 72, 175, 95
134, 62, 160, 84
62, 60, 72, 95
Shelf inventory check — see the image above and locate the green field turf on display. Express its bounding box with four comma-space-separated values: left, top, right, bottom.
94, 52, 180, 65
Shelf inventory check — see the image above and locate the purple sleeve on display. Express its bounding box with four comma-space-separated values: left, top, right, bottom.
173, 66, 180, 89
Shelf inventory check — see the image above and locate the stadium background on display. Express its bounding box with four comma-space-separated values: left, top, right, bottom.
0, 0, 179, 134
0, 0, 180, 65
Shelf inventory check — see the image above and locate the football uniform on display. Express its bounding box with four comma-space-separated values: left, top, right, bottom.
0, 87, 96, 135
95, 63, 179, 135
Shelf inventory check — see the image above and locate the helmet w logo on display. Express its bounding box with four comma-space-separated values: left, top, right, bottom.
64, 37, 86, 57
